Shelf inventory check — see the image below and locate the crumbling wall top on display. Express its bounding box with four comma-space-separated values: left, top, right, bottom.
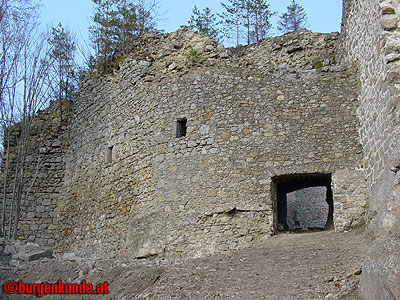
85, 27, 345, 85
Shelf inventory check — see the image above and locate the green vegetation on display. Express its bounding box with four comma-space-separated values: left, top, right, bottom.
217, 0, 275, 46
188, 6, 221, 41
185, 49, 202, 67
278, 0, 307, 33
88, 0, 160, 72
113, 55, 127, 69
48, 23, 79, 101
312, 61, 323, 69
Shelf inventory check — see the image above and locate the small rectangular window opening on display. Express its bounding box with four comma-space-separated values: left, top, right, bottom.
176, 118, 187, 138
106, 145, 113, 163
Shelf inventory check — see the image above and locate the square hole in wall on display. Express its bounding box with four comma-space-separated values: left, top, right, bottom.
176, 118, 187, 138
272, 173, 334, 233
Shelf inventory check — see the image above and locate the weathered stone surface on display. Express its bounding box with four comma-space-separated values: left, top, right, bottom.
360, 238, 400, 300
286, 187, 328, 230
332, 169, 369, 231
3, 245, 16, 256
382, 15, 399, 30
341, 0, 400, 299
49, 28, 364, 260
19, 248, 53, 262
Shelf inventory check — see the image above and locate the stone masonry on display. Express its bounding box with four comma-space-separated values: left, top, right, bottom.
1, 28, 368, 260
340, 0, 400, 299
49, 28, 366, 260
286, 186, 328, 231
7, 1, 400, 298
0, 100, 71, 247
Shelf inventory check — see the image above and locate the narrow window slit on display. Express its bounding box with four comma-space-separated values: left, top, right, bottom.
106, 145, 113, 163
176, 118, 187, 138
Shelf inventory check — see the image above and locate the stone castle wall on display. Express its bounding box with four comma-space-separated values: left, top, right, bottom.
340, 0, 400, 298
0, 2, 398, 299
0, 101, 71, 247
53, 29, 366, 259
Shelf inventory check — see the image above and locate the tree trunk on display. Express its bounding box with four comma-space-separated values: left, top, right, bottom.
1, 124, 11, 236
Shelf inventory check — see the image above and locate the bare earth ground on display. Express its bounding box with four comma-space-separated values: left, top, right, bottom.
0, 229, 370, 300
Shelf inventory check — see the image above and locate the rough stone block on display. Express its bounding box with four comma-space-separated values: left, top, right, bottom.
381, 2, 396, 15
4, 245, 17, 255
42, 199, 51, 206
26, 212, 35, 219
36, 206, 45, 213
382, 15, 399, 30
19, 248, 53, 262
35, 238, 48, 247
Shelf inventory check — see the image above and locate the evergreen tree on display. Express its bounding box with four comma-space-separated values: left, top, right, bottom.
278, 0, 307, 33
115, 0, 138, 51
219, 0, 243, 46
241, 0, 273, 44
48, 23, 78, 101
134, 0, 159, 36
112, 0, 159, 51
188, 6, 220, 41
89, 0, 120, 69
88, 0, 160, 70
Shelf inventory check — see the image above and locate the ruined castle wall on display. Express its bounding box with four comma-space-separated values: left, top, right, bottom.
340, 0, 400, 298
0, 101, 71, 247
56, 29, 364, 259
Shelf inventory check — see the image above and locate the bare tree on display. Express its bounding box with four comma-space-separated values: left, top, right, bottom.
0, 0, 55, 239
219, 0, 243, 46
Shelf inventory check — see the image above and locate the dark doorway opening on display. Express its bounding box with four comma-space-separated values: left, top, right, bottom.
272, 173, 333, 233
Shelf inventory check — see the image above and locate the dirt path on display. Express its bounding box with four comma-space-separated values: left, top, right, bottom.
0, 229, 370, 300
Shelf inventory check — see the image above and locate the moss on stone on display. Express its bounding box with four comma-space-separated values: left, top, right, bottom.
113, 56, 127, 69
312, 61, 323, 69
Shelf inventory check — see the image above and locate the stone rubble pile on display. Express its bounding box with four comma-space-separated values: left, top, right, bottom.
0, 238, 53, 266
